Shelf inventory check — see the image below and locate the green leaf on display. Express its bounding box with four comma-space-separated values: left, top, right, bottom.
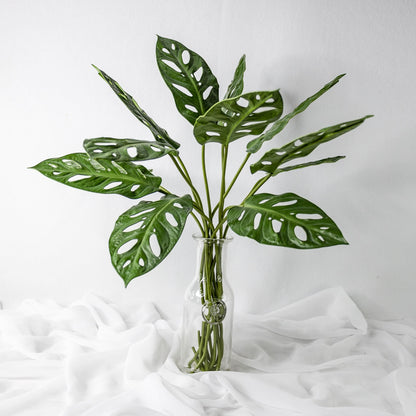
156, 35, 219, 125
273, 156, 345, 175
109, 194, 193, 286
92, 65, 180, 149
247, 74, 346, 153
224, 55, 246, 99
250, 116, 372, 175
193, 90, 283, 145
31, 153, 161, 199
84, 138, 178, 162
227, 193, 347, 249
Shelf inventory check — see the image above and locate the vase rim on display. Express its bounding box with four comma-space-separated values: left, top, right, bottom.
192, 233, 233, 243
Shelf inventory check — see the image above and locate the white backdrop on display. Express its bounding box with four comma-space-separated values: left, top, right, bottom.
1, 0, 416, 322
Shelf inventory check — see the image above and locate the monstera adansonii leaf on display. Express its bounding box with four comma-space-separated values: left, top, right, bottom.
250, 116, 372, 175
109, 194, 193, 286
84, 138, 178, 162
271, 156, 346, 175
247, 74, 346, 153
31, 153, 161, 199
92, 65, 180, 150
193, 90, 283, 145
156, 35, 219, 125
224, 55, 246, 99
227, 193, 347, 249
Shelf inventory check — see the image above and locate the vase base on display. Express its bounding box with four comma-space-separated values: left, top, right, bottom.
180, 361, 232, 373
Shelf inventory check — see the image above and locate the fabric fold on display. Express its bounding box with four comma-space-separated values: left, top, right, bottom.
0, 288, 414, 416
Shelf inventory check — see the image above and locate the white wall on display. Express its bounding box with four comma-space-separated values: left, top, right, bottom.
2, 0, 416, 322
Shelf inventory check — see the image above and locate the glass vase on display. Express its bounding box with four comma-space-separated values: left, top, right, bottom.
180, 235, 234, 372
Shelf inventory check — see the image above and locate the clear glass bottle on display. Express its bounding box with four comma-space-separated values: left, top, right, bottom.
180, 235, 234, 372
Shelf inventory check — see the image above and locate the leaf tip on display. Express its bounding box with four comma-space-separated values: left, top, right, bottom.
28, 163, 40, 171
121, 273, 136, 288
337, 234, 349, 245
92, 64, 106, 81
331, 73, 346, 84
156, 34, 169, 45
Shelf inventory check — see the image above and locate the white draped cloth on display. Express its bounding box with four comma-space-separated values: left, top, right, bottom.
0, 287, 415, 415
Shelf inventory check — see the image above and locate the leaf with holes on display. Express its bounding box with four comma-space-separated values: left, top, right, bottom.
31, 153, 161, 199
93, 65, 180, 150
84, 138, 178, 162
193, 90, 283, 145
273, 156, 345, 175
109, 194, 193, 286
156, 36, 219, 125
224, 55, 246, 99
251, 116, 372, 175
247, 74, 346, 153
227, 193, 347, 249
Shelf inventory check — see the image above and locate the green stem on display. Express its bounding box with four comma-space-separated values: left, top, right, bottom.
216, 324, 224, 369
218, 145, 229, 238
187, 238, 228, 372
190, 212, 204, 234
212, 324, 218, 368
192, 203, 212, 226
202, 145, 213, 220
169, 155, 205, 213
211, 207, 232, 236
158, 186, 170, 195
157, 185, 207, 234
194, 323, 210, 370
244, 173, 272, 202
177, 155, 205, 214
212, 152, 251, 217
169, 154, 215, 236
224, 153, 251, 200
223, 224, 230, 237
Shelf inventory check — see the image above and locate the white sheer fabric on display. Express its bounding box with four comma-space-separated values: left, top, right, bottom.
0, 288, 415, 415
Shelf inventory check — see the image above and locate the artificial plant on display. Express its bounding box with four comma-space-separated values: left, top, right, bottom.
32, 35, 371, 371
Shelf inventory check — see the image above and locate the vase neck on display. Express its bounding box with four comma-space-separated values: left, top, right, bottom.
194, 236, 231, 269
